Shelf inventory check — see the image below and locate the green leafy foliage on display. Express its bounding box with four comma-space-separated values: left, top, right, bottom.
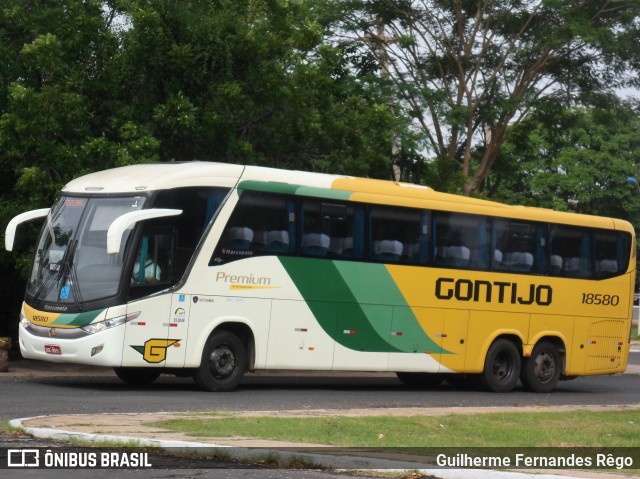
491, 100, 640, 223
337, 0, 640, 194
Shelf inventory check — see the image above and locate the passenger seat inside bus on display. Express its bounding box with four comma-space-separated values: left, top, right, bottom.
550, 254, 563, 275
329, 236, 344, 256
264, 230, 290, 253
329, 236, 356, 258
442, 245, 471, 268
341, 237, 354, 258
563, 257, 580, 276
505, 251, 533, 272
402, 242, 420, 263
302, 233, 330, 257
372, 239, 403, 262
596, 258, 618, 274
224, 226, 254, 251
253, 230, 268, 252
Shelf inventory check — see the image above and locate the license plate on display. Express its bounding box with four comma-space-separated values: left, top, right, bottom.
44, 344, 61, 355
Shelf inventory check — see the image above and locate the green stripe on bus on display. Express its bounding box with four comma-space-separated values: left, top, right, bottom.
52, 309, 105, 327
279, 257, 443, 354
294, 186, 352, 201
279, 257, 401, 352
237, 180, 299, 195
237, 180, 352, 201
335, 262, 445, 354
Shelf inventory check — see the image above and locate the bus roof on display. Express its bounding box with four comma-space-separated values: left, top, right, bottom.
61, 162, 633, 233
62, 162, 246, 193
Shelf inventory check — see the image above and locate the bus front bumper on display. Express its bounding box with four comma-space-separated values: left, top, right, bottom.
18, 323, 125, 367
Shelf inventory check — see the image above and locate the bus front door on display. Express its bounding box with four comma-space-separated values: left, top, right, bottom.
122, 294, 176, 367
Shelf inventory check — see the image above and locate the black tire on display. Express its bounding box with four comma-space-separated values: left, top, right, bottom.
480, 339, 521, 393
113, 367, 161, 386
193, 331, 246, 392
396, 372, 444, 388
520, 341, 561, 393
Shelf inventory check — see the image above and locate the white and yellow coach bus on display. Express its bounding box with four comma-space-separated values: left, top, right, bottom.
4, 162, 635, 392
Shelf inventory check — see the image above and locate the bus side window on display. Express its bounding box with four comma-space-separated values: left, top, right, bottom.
369, 206, 425, 265
434, 213, 487, 270
550, 225, 592, 278
493, 220, 543, 274
153, 186, 230, 279
301, 199, 332, 258
594, 230, 629, 278
302, 198, 363, 261
211, 191, 295, 264
131, 230, 175, 286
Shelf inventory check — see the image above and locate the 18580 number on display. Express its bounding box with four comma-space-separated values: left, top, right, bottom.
581, 293, 619, 306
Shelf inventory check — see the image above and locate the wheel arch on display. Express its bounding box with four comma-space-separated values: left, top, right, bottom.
187, 318, 256, 370
212, 321, 256, 371
467, 331, 524, 374
492, 333, 524, 354
481, 332, 524, 363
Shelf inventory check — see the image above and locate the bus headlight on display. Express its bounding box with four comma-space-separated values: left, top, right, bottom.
81, 311, 140, 335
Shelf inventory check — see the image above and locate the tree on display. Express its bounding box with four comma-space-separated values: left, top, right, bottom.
0, 1, 159, 217
490, 99, 640, 223
113, 0, 406, 177
338, 0, 640, 194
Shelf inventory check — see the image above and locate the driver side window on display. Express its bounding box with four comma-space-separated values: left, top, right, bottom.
130, 229, 175, 289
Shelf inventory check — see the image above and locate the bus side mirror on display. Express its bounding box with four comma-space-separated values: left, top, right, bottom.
107, 209, 182, 254
4, 208, 50, 252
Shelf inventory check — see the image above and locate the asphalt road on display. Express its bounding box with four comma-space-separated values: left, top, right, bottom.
1, 354, 639, 424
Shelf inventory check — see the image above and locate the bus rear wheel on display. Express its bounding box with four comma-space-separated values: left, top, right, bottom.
396, 372, 443, 388
520, 341, 561, 393
114, 367, 161, 386
480, 339, 521, 393
193, 331, 246, 392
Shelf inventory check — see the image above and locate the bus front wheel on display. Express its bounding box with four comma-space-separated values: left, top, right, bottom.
480, 339, 521, 393
193, 331, 246, 392
520, 341, 561, 393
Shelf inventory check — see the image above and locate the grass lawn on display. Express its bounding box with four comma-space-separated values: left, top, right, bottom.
149, 409, 640, 448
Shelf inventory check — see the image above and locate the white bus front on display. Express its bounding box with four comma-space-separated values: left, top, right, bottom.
14, 195, 154, 365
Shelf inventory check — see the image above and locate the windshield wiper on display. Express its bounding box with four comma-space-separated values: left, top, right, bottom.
33, 239, 79, 307
65, 240, 84, 311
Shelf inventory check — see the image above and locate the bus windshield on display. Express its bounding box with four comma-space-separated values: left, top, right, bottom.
26, 195, 146, 306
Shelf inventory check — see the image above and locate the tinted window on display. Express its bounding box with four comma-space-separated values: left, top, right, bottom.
434, 213, 489, 270
493, 220, 545, 274
208, 189, 632, 280
301, 199, 364, 260
369, 206, 427, 264
550, 226, 591, 278
212, 191, 296, 264
594, 230, 630, 278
